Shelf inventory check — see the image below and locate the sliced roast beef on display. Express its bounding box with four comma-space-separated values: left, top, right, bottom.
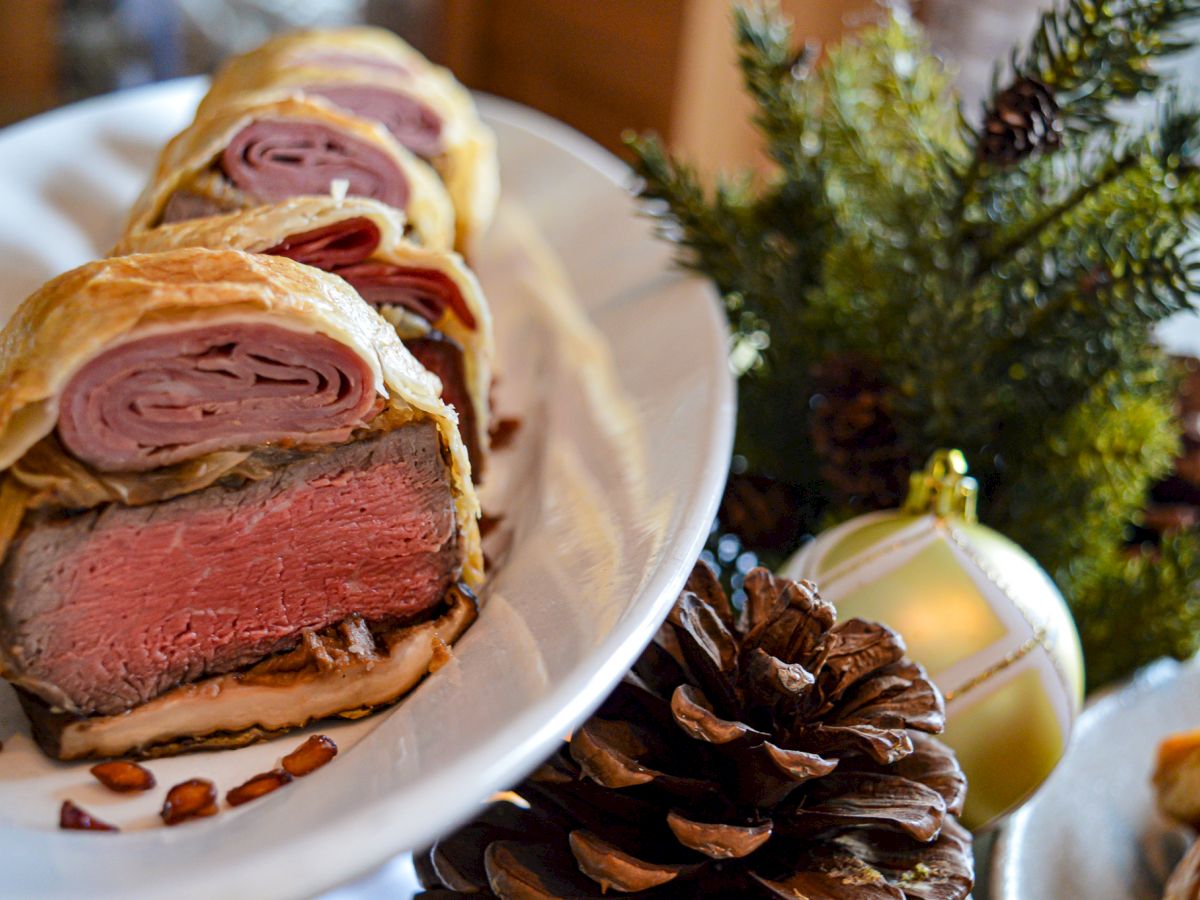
0, 421, 458, 717
56, 322, 378, 472
221, 120, 409, 209
406, 333, 481, 475
305, 85, 444, 158
263, 217, 383, 269
339, 264, 477, 329
264, 220, 477, 328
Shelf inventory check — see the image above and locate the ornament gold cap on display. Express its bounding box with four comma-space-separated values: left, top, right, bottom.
904, 449, 979, 522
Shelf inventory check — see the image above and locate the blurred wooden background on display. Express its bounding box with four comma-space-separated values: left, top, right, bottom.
0, 1, 59, 127
441, 0, 876, 173
0, 0, 879, 174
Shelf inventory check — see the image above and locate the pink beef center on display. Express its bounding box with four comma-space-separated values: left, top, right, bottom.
221, 119, 410, 210
1, 423, 458, 716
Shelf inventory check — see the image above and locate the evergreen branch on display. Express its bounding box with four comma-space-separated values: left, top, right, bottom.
986, 362, 1185, 692
982, 213, 1199, 418
976, 152, 1139, 276
624, 130, 825, 375
950, 154, 982, 236
1070, 533, 1200, 689
990, 362, 1179, 573
909, 136, 1200, 451
729, 2, 831, 306
623, 132, 759, 300
1156, 90, 1200, 167
976, 101, 1200, 275
733, 2, 815, 177
807, 12, 968, 307
1016, 0, 1200, 130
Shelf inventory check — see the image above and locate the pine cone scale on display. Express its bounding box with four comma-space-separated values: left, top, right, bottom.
665, 809, 774, 859
567, 830, 694, 893
733, 742, 837, 808
883, 734, 968, 817
789, 772, 948, 842
669, 594, 741, 712
484, 840, 599, 899
683, 560, 737, 629
830, 663, 944, 735
745, 646, 817, 706
743, 573, 835, 667
670, 684, 767, 745
569, 720, 658, 789
796, 722, 914, 766
519, 754, 668, 844
419, 801, 558, 893
763, 743, 837, 782
752, 862, 903, 900
427, 825, 495, 892
817, 620, 908, 708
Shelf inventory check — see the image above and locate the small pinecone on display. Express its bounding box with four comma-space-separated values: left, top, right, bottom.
809, 354, 912, 511
979, 76, 1063, 166
718, 473, 808, 555
417, 563, 973, 898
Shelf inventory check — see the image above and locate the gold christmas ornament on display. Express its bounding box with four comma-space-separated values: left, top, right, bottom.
783, 450, 1084, 829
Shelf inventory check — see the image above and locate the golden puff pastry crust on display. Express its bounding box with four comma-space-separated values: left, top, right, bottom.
124, 95, 456, 250
202, 26, 449, 89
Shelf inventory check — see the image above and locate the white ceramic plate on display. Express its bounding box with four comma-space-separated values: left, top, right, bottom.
992, 656, 1200, 899
0, 79, 733, 899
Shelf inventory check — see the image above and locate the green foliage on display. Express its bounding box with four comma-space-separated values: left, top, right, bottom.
626, 0, 1200, 687
1015, 0, 1200, 132
917, 127, 1200, 450
989, 361, 1180, 577
1070, 537, 1200, 689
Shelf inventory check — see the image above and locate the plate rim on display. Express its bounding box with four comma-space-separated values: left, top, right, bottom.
0, 77, 735, 899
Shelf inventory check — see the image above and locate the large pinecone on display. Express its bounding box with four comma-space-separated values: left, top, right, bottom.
979, 76, 1063, 166
809, 353, 913, 511
416, 564, 973, 898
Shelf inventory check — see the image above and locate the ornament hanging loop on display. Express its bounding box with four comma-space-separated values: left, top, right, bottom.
904, 449, 979, 523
